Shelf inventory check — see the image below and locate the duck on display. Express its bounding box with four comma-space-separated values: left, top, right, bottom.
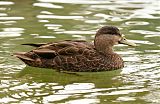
14, 26, 136, 72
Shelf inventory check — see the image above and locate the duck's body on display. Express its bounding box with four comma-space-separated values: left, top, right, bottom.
14, 26, 136, 72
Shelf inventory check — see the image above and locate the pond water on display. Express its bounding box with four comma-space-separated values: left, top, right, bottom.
0, 0, 160, 103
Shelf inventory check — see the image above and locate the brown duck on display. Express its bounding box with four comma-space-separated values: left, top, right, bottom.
14, 26, 136, 72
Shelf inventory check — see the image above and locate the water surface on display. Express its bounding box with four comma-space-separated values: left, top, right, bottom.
0, 0, 160, 103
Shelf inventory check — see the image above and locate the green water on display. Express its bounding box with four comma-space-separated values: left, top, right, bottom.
0, 0, 160, 103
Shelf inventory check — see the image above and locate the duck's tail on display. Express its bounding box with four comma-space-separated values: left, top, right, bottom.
14, 52, 34, 61
13, 52, 42, 67
21, 43, 46, 47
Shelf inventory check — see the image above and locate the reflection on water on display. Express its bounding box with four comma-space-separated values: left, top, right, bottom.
33, 3, 63, 9
0, 28, 24, 37
0, 0, 160, 103
0, 1, 14, 5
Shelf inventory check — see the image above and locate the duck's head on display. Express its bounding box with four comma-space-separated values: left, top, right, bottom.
94, 26, 136, 54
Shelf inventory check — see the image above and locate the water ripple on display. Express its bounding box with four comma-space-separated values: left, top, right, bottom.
37, 15, 83, 19
0, 1, 14, 5
55, 30, 95, 35
65, 99, 100, 104
0, 13, 7, 16
105, 88, 148, 95
0, 17, 24, 20
116, 96, 136, 101
125, 21, 149, 26
130, 30, 160, 35
38, 0, 110, 4
0, 0, 160, 103
44, 24, 62, 30
0, 21, 16, 25
0, 28, 24, 37
33, 3, 63, 8
43, 95, 71, 103
35, 35, 56, 39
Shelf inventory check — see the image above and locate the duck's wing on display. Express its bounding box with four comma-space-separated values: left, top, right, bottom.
14, 40, 97, 70
24, 40, 94, 59
22, 40, 94, 47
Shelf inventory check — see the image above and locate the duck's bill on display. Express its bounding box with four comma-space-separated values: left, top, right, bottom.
119, 37, 136, 47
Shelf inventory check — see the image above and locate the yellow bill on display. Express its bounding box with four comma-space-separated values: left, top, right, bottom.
119, 35, 136, 47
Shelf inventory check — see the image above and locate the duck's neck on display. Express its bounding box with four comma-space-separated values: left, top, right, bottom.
104, 47, 114, 54
95, 46, 114, 55
94, 35, 115, 55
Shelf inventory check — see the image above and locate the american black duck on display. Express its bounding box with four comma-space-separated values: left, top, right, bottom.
14, 26, 136, 72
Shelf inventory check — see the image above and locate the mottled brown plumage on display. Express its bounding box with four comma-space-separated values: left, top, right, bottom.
14, 26, 136, 72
